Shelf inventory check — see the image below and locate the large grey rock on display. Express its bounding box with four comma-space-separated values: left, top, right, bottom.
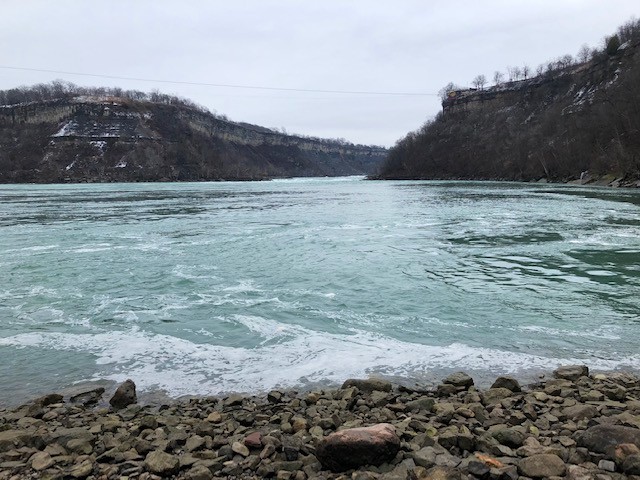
69, 459, 93, 478
47, 427, 94, 448
408, 447, 437, 468
109, 379, 137, 409
186, 464, 214, 480
481, 388, 513, 406
421, 465, 466, 480
436, 384, 459, 397
563, 403, 598, 420
518, 453, 566, 478
69, 387, 105, 406
223, 394, 244, 407
341, 378, 392, 393
316, 423, 400, 472
30, 451, 54, 471
144, 450, 180, 475
32, 393, 63, 406
577, 424, 640, 454
490, 376, 521, 392
0, 430, 42, 452
442, 372, 474, 389
623, 454, 640, 475
406, 397, 436, 413
553, 365, 589, 381
493, 428, 526, 448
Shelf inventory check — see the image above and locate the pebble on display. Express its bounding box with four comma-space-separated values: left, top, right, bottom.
1, 366, 639, 479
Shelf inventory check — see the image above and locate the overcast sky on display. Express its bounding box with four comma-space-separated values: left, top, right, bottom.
1, 1, 638, 146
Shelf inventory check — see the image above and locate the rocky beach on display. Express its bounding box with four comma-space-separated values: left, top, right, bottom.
2, 366, 640, 479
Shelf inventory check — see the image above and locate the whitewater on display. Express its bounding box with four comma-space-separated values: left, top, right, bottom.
1, 177, 639, 406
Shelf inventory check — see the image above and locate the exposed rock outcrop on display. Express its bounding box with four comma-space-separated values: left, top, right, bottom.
376, 31, 640, 186
0, 94, 387, 183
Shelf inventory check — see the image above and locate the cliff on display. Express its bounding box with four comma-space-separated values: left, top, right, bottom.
0, 94, 387, 183
376, 32, 640, 186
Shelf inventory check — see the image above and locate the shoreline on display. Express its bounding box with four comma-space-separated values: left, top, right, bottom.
2, 366, 640, 479
1, 364, 628, 411
368, 173, 640, 188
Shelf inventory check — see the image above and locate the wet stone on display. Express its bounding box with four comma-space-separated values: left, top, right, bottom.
491, 376, 521, 392
442, 372, 474, 389
554, 365, 589, 381
109, 379, 137, 410
341, 378, 393, 393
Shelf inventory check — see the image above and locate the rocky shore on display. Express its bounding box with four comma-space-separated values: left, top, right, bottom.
2, 366, 640, 479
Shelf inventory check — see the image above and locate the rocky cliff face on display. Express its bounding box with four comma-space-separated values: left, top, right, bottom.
0, 97, 387, 183
377, 38, 640, 185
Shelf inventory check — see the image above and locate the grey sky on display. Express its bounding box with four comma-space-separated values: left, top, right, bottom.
1, 1, 638, 146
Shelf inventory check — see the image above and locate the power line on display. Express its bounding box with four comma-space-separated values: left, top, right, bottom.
0, 65, 439, 97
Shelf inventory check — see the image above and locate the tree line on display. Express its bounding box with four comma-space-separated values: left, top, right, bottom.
438, 17, 640, 98
0, 81, 383, 151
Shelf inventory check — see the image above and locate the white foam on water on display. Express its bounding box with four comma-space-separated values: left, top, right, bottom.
220, 315, 306, 343
72, 244, 114, 253
4, 244, 59, 253
585, 270, 617, 277
222, 280, 262, 293
1, 322, 638, 398
270, 176, 365, 184
171, 265, 220, 281
131, 241, 171, 252
0, 286, 50, 300
517, 324, 622, 340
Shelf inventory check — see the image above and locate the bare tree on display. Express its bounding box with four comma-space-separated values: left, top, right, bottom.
472, 74, 487, 90
523, 65, 531, 80
577, 43, 591, 63
513, 66, 523, 81
438, 82, 461, 101
561, 54, 574, 66
493, 71, 505, 86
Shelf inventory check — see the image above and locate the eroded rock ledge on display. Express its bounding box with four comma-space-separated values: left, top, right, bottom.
2, 366, 640, 479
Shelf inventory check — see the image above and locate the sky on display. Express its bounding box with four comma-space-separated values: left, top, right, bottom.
0, 1, 638, 147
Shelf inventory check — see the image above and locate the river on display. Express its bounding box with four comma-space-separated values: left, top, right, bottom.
1, 177, 639, 406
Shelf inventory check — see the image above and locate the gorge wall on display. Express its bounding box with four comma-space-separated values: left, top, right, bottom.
0, 97, 387, 183
377, 37, 640, 186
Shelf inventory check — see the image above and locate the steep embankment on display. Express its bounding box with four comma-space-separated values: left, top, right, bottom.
377, 39, 640, 186
0, 96, 386, 183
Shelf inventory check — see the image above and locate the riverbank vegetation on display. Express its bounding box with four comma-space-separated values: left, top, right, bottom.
376, 19, 640, 185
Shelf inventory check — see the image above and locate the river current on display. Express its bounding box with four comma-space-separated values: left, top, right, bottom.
1, 177, 639, 406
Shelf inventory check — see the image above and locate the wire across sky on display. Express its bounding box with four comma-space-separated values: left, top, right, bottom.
0, 65, 439, 97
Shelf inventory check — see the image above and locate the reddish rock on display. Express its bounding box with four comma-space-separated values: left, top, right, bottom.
316, 423, 400, 472
244, 431, 263, 449
616, 443, 640, 464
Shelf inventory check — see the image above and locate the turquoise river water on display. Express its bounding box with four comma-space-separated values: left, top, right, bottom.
1, 177, 639, 406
